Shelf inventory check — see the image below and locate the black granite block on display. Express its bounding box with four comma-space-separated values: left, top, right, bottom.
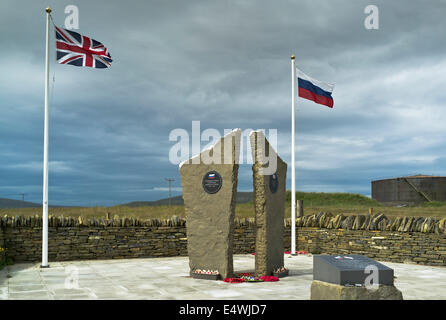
313, 255, 394, 286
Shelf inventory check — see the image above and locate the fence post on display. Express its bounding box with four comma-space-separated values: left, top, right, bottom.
297, 200, 304, 217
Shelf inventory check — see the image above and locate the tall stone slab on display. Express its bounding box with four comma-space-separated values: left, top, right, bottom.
179, 129, 241, 279
250, 130, 287, 276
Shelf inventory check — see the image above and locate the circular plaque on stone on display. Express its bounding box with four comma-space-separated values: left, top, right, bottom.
269, 173, 278, 194
202, 171, 223, 194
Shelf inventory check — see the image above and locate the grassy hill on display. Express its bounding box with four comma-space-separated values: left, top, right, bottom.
122, 195, 185, 207
0, 198, 78, 209
122, 192, 254, 207
0, 198, 41, 209
285, 191, 381, 207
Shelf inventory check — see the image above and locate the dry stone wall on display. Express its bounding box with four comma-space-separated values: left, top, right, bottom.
0, 215, 188, 262
291, 212, 446, 233
0, 213, 445, 266
0, 228, 4, 248
285, 213, 446, 266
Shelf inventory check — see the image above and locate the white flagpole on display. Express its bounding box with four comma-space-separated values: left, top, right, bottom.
41, 7, 52, 268
291, 55, 296, 255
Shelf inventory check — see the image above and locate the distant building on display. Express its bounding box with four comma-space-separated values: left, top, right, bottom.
371, 175, 446, 205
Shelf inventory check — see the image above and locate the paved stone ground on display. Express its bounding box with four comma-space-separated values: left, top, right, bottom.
0, 254, 445, 300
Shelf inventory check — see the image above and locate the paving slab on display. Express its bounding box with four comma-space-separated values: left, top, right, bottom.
0, 254, 445, 300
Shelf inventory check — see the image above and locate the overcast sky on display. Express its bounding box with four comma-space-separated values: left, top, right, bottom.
1, 0, 446, 206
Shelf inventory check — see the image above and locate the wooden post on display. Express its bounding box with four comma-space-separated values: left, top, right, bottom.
369, 207, 373, 216
106, 212, 111, 220
297, 200, 304, 217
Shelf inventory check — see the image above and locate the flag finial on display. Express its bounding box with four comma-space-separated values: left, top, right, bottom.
291, 55, 295, 60
46, 7, 52, 13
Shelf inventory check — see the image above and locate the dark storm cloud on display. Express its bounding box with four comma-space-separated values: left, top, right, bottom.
1, 0, 446, 205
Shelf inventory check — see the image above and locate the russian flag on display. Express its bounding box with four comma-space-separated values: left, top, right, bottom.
297, 68, 334, 108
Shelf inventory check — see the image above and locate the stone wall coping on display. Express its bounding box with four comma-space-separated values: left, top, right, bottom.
0, 215, 256, 228
285, 213, 446, 234
1, 213, 445, 234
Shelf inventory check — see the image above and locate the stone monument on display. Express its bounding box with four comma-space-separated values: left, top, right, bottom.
250, 130, 287, 277
180, 129, 241, 279
311, 255, 403, 300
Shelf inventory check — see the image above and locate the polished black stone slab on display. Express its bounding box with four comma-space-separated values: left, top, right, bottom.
313, 254, 394, 286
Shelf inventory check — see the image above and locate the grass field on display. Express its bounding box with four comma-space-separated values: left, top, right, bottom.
2, 192, 446, 219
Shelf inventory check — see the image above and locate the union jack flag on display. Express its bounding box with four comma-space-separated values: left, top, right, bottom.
55, 26, 112, 68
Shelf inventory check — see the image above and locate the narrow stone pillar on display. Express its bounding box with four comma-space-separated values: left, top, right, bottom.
250, 130, 287, 276
179, 129, 241, 279
297, 200, 304, 217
